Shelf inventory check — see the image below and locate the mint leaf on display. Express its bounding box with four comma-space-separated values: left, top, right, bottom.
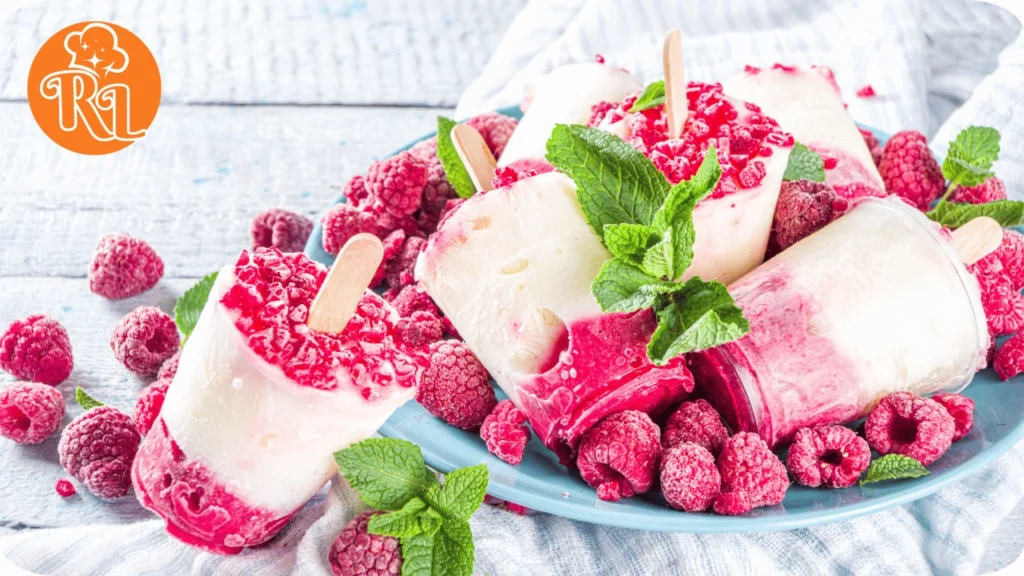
591, 259, 680, 313
75, 387, 103, 410
926, 200, 1024, 229
433, 521, 475, 576
545, 124, 670, 239
399, 532, 435, 576
783, 143, 826, 183
629, 80, 666, 112
641, 231, 676, 280
174, 271, 218, 345
426, 464, 488, 522
418, 507, 443, 538
335, 438, 438, 510
860, 454, 930, 486
368, 497, 428, 539
943, 126, 1000, 188
647, 277, 750, 365
437, 117, 477, 199
604, 223, 654, 264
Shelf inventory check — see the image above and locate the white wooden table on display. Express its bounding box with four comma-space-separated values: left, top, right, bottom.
0, 1, 1022, 573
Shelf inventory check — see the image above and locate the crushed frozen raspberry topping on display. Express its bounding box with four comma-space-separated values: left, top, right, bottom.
856, 84, 876, 98
0, 382, 65, 445
110, 307, 181, 377
321, 204, 381, 256
387, 236, 426, 290
395, 311, 444, 349
134, 378, 170, 436
490, 166, 539, 189
58, 406, 140, 499
55, 478, 76, 497
466, 112, 518, 159
416, 340, 496, 430
994, 331, 1024, 381
865, 391, 955, 466
878, 130, 945, 211
577, 410, 662, 502
88, 233, 164, 300
251, 209, 314, 254
0, 315, 74, 385
328, 511, 402, 576
157, 350, 181, 381
786, 425, 870, 489
949, 176, 1006, 205
931, 393, 975, 443
660, 443, 720, 512
365, 151, 427, 217
220, 248, 421, 394
717, 432, 788, 510
661, 399, 729, 455
480, 399, 531, 466
771, 180, 839, 251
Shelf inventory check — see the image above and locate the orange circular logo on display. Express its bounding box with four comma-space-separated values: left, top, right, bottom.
27, 21, 160, 155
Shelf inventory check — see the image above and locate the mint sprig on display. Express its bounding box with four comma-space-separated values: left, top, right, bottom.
335, 438, 438, 510
782, 142, 826, 183
648, 277, 750, 364
629, 80, 666, 112
942, 126, 999, 189
926, 199, 1024, 229
860, 454, 930, 486
436, 117, 478, 199
74, 387, 104, 410
173, 271, 218, 345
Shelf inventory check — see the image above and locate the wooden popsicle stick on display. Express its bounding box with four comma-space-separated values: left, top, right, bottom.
951, 216, 1003, 266
307, 233, 384, 333
662, 29, 687, 140
451, 123, 496, 194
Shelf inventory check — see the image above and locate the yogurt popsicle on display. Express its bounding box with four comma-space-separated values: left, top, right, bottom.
688, 197, 990, 448
132, 247, 421, 554
723, 65, 885, 200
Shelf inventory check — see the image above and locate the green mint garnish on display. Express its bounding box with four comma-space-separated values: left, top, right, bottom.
423, 464, 488, 522
334, 438, 439, 511
436, 116, 478, 199
74, 387, 104, 410
942, 126, 1000, 189
591, 259, 680, 314
367, 497, 429, 538
604, 223, 655, 265
173, 271, 218, 345
629, 80, 666, 112
647, 277, 750, 364
860, 454, 930, 486
926, 199, 1024, 229
782, 142, 826, 183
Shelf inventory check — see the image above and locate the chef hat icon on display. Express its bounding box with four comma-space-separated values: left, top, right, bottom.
64, 22, 129, 76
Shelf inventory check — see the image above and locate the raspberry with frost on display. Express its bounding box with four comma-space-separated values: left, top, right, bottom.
480, 400, 531, 465
88, 233, 164, 300
994, 332, 1024, 381
391, 284, 440, 318
342, 174, 372, 209
395, 311, 444, 349
386, 236, 426, 290
365, 151, 427, 217
0, 382, 64, 445
772, 180, 838, 251
250, 209, 313, 253
55, 478, 76, 497
321, 204, 381, 256
415, 144, 458, 234
371, 229, 407, 288
1, 315, 74, 385
950, 176, 1007, 205
713, 491, 752, 516
416, 340, 496, 430
466, 112, 518, 159
932, 393, 975, 442
58, 406, 140, 499
157, 350, 181, 381
786, 425, 870, 488
858, 128, 883, 166
865, 391, 955, 466
328, 511, 402, 576
988, 229, 1024, 291
134, 378, 170, 436
577, 410, 662, 502
717, 432, 788, 510
970, 257, 1024, 336
661, 399, 729, 455
111, 307, 181, 377
878, 130, 945, 210
660, 443, 720, 512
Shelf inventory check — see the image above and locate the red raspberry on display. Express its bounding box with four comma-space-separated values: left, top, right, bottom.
58, 406, 140, 499
250, 209, 313, 254
878, 130, 945, 210
321, 204, 381, 256
771, 180, 838, 251
970, 257, 1024, 336
369, 229, 408, 289
88, 233, 164, 300
990, 229, 1024, 291
110, 307, 181, 377
856, 84, 876, 98
662, 399, 729, 455
134, 378, 170, 436
786, 425, 870, 488
480, 400, 531, 465
858, 128, 883, 166
950, 177, 1007, 205
416, 340, 496, 430
713, 491, 752, 516
328, 511, 402, 576
365, 151, 427, 217
490, 166, 538, 189
577, 410, 662, 502
717, 432, 788, 510
342, 174, 372, 209
0, 382, 64, 445
55, 478, 76, 497
440, 316, 461, 341
865, 391, 955, 466
994, 331, 1024, 381
414, 146, 458, 234
157, 350, 181, 381
737, 161, 767, 189
0, 315, 74, 385
660, 443, 720, 512
395, 311, 444, 349
369, 202, 423, 238
466, 112, 518, 159
931, 393, 975, 442
391, 284, 441, 318
386, 236, 426, 290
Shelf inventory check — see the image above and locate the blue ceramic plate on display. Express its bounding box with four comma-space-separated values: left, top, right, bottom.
305, 107, 1024, 533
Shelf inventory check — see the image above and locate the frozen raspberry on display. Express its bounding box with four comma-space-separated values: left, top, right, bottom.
491, 166, 538, 189
662, 399, 729, 455
110, 307, 181, 377
484, 494, 531, 515
660, 443, 720, 512
157, 350, 181, 381
859, 128, 883, 166
0, 382, 64, 445
88, 233, 164, 300
134, 378, 170, 436
994, 332, 1024, 381
989, 229, 1024, 291
480, 400, 531, 465
0, 315, 74, 385
713, 491, 752, 516
250, 209, 313, 254
878, 130, 945, 210
440, 316, 461, 341
856, 84, 876, 98
415, 153, 457, 234
321, 204, 381, 256
865, 391, 955, 466
417, 340, 496, 430
717, 432, 788, 510
970, 257, 1024, 336
737, 161, 767, 189
950, 176, 1007, 205
370, 202, 423, 238
370, 229, 408, 288
771, 180, 838, 251
588, 100, 618, 126
342, 174, 372, 209
386, 236, 426, 290
466, 112, 518, 159
55, 478, 76, 497
58, 406, 140, 499
932, 393, 975, 442
395, 311, 444, 349
391, 284, 440, 318
577, 410, 662, 502
365, 151, 427, 217
786, 426, 870, 488
328, 511, 402, 576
